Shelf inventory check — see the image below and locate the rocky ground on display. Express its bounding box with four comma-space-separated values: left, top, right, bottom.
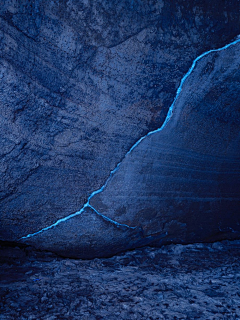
0, 240, 240, 320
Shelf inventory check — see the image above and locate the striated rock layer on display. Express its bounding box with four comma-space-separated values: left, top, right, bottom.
90, 41, 240, 248
0, 0, 240, 257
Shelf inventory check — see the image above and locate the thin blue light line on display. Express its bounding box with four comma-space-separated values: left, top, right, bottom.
88, 204, 137, 229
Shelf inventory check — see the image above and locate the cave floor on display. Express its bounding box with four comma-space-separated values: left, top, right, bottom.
0, 240, 240, 320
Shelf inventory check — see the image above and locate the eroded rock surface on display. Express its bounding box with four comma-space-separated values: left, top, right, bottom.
1, 0, 240, 236
89, 41, 240, 248
0, 0, 240, 257
20, 39, 240, 258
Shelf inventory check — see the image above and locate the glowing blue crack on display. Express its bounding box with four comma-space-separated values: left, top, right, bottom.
20, 38, 240, 240
20, 201, 136, 240
20, 203, 89, 239
88, 204, 137, 229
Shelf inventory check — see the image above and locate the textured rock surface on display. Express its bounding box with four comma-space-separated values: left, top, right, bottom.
90, 41, 240, 246
20, 38, 240, 258
1, 240, 240, 319
0, 0, 240, 257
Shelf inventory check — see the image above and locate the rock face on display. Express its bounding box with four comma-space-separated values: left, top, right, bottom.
90, 41, 240, 246
0, 0, 240, 258
18, 39, 240, 258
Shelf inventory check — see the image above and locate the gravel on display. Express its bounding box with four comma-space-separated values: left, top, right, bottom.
0, 240, 240, 319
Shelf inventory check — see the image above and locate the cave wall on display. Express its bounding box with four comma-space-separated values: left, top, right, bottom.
0, 0, 240, 257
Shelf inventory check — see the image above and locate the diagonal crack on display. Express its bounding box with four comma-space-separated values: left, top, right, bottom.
20, 38, 240, 241
88, 204, 137, 230
105, 26, 147, 49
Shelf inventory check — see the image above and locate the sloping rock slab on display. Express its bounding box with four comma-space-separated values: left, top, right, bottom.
90, 41, 240, 247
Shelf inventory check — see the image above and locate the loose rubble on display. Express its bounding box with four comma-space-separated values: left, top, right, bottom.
0, 241, 240, 319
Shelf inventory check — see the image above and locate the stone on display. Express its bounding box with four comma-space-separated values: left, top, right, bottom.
0, 0, 240, 257
89, 40, 240, 248
19, 39, 240, 258
1, 240, 240, 319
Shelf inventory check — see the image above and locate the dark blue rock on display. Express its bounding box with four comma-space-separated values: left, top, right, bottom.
19, 40, 240, 258
0, 0, 240, 257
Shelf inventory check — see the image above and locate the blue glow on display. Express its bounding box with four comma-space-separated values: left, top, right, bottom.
20, 38, 240, 240
88, 204, 137, 229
